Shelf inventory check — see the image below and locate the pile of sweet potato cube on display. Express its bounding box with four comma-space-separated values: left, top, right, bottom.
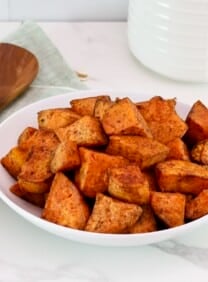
1, 94, 208, 234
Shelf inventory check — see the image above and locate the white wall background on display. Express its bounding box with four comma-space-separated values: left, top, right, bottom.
0, 0, 129, 21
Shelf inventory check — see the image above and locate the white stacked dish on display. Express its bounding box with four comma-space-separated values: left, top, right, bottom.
128, 0, 208, 82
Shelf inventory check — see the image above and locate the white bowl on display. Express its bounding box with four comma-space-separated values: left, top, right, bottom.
128, 0, 208, 82
0, 90, 208, 247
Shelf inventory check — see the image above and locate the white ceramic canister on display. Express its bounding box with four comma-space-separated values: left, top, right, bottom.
128, 0, 208, 82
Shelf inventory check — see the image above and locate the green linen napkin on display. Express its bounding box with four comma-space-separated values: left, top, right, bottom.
0, 21, 87, 122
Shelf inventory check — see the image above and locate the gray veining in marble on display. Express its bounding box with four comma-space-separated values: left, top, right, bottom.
154, 240, 208, 270
0, 259, 110, 282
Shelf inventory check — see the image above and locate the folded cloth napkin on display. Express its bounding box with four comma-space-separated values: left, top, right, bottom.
0, 21, 87, 122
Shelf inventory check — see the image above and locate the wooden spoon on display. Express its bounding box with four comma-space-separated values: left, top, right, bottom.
0, 43, 39, 111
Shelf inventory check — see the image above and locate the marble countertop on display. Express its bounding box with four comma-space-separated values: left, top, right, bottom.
0, 21, 208, 282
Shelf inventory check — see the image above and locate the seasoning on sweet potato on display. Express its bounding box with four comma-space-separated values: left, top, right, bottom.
19, 147, 55, 183
129, 205, 157, 233
75, 147, 129, 198
191, 139, 208, 165
150, 191, 186, 227
19, 130, 59, 182
185, 189, 208, 220
156, 160, 208, 195
106, 135, 169, 170
38, 108, 81, 130
94, 96, 114, 120
50, 140, 80, 173
108, 165, 150, 205
1, 146, 29, 179
185, 100, 208, 146
70, 95, 111, 116
102, 97, 152, 137
18, 177, 52, 194
19, 128, 60, 152
42, 172, 90, 230
17, 126, 37, 148
85, 193, 143, 233
136, 96, 188, 144
166, 138, 190, 161
55, 115, 108, 147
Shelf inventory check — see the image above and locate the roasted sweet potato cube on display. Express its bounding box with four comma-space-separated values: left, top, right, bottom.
156, 160, 208, 195
31, 129, 60, 149
106, 135, 169, 169
185, 189, 208, 220
10, 183, 46, 208
1, 146, 29, 179
38, 108, 81, 130
55, 115, 108, 147
75, 147, 129, 197
166, 138, 190, 161
102, 97, 152, 137
18, 129, 60, 152
185, 100, 208, 146
19, 130, 59, 182
50, 140, 80, 173
42, 172, 90, 229
150, 191, 186, 227
19, 147, 55, 182
94, 97, 114, 120
85, 193, 142, 233
108, 165, 150, 205
17, 126, 37, 148
129, 205, 157, 233
18, 177, 51, 193
70, 95, 110, 116
191, 139, 208, 164
136, 96, 188, 144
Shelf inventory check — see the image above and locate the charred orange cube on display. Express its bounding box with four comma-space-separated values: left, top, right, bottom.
18, 128, 60, 152
50, 140, 80, 173
38, 108, 81, 130
55, 115, 108, 147
136, 96, 187, 144
191, 139, 208, 165
102, 97, 152, 137
42, 172, 90, 230
166, 138, 190, 161
129, 205, 157, 233
156, 160, 208, 195
1, 146, 29, 179
108, 165, 150, 205
185, 100, 208, 146
19, 147, 55, 182
18, 130, 59, 182
106, 135, 169, 170
75, 147, 128, 197
17, 177, 51, 194
94, 97, 113, 120
185, 189, 208, 220
151, 191, 186, 227
85, 193, 142, 233
70, 95, 110, 116
17, 126, 37, 148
